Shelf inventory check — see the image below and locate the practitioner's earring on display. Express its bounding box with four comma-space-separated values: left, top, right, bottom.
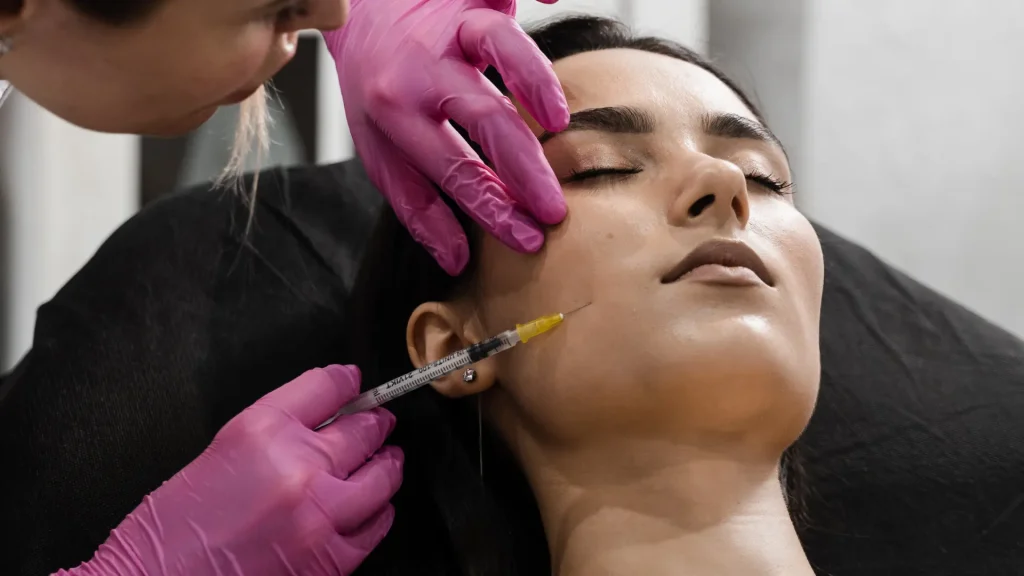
0, 36, 12, 56
462, 368, 477, 383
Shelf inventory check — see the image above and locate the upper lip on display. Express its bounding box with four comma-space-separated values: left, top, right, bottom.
661, 239, 775, 286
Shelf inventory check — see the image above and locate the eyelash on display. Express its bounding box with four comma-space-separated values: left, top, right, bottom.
744, 169, 794, 195
565, 166, 794, 195
564, 166, 642, 184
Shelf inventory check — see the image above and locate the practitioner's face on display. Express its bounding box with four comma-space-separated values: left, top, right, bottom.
0, 0, 348, 135
408, 48, 824, 457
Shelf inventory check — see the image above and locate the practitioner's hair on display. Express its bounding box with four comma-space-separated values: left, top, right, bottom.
347, 14, 808, 576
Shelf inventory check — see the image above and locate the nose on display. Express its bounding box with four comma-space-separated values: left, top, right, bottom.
668, 156, 751, 231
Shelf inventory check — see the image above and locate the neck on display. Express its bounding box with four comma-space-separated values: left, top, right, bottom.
524, 440, 813, 576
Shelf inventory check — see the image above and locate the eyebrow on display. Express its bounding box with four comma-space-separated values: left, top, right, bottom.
538, 106, 655, 143
701, 112, 783, 149
538, 105, 784, 151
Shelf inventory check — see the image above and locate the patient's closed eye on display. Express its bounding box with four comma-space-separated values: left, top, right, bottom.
563, 165, 793, 197
563, 166, 643, 185
745, 170, 794, 195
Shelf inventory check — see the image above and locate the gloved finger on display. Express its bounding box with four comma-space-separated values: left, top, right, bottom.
257, 365, 361, 429
358, 128, 470, 275
481, 0, 559, 12
315, 408, 396, 478
374, 111, 544, 255
320, 506, 395, 575
305, 446, 404, 534
480, 0, 515, 14
438, 62, 566, 228
458, 9, 569, 133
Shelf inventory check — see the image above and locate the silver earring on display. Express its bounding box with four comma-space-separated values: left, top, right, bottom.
0, 36, 12, 56
462, 368, 477, 383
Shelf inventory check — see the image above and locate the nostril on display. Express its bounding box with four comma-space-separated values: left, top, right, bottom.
688, 194, 715, 218
731, 195, 744, 219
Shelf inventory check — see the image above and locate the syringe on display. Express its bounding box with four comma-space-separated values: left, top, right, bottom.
315, 302, 591, 430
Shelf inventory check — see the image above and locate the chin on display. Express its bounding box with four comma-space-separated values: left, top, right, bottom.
137, 107, 218, 137
641, 317, 820, 449
50, 103, 216, 137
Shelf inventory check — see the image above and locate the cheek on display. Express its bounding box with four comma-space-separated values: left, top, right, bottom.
181, 35, 274, 90
755, 203, 825, 325
748, 202, 825, 415
141, 26, 278, 105
476, 197, 659, 328
477, 197, 663, 441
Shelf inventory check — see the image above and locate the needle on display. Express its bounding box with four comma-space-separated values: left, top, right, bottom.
562, 302, 592, 317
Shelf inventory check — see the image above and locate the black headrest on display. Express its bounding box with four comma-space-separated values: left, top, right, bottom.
803, 225, 1024, 574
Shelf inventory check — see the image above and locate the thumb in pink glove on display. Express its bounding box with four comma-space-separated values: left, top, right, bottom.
325, 0, 570, 276
58, 365, 402, 576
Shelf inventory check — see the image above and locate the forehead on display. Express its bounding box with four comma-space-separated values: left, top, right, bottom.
551, 48, 757, 125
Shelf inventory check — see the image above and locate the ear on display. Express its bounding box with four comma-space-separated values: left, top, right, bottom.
0, 0, 35, 36
406, 302, 497, 398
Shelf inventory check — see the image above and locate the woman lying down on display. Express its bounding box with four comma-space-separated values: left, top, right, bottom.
350, 15, 825, 576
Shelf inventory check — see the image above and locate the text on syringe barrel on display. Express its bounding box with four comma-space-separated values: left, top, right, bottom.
337, 329, 521, 415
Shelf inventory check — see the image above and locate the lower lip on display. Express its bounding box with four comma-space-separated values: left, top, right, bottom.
678, 264, 766, 287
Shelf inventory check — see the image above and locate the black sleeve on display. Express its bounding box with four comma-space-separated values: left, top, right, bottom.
0, 161, 382, 576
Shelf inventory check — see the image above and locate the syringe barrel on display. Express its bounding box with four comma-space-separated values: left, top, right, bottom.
335, 393, 381, 417
465, 329, 520, 362
323, 329, 521, 424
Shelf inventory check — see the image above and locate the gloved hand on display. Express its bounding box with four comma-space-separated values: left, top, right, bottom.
59, 365, 402, 576
325, 0, 570, 275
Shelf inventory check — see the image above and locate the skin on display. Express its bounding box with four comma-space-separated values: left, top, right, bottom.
0, 0, 348, 135
408, 48, 824, 576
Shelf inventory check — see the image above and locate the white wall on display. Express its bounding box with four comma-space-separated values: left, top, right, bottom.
711, 0, 1024, 338
803, 1, 1024, 338
0, 93, 139, 370
518, 0, 707, 53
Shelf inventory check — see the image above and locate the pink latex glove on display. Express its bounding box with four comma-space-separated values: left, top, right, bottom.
324, 0, 570, 275
57, 365, 402, 576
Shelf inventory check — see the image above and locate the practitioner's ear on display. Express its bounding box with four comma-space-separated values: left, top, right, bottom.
0, 0, 34, 38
